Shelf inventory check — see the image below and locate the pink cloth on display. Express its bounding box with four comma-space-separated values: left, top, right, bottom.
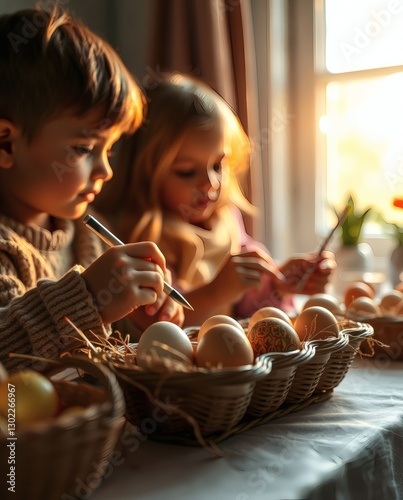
231, 208, 294, 318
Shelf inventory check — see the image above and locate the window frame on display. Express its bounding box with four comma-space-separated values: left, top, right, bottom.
288, 0, 397, 267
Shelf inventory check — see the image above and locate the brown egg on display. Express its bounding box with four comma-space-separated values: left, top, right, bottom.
294, 306, 339, 342
394, 300, 403, 316
379, 290, 403, 314
395, 282, 403, 293
347, 296, 381, 318
247, 306, 292, 334
302, 293, 343, 315
344, 281, 375, 308
247, 318, 300, 357
197, 314, 244, 341
195, 324, 254, 368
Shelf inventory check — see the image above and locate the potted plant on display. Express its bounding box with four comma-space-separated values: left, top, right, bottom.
332, 195, 374, 294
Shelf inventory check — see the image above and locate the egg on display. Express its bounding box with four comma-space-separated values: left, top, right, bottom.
379, 290, 403, 313
137, 321, 194, 368
197, 314, 244, 341
247, 306, 292, 334
195, 324, 254, 368
347, 296, 381, 318
247, 318, 300, 356
394, 300, 403, 316
302, 293, 343, 315
343, 281, 374, 308
294, 306, 339, 342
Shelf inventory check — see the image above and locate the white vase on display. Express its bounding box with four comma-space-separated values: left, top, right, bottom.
331, 242, 374, 297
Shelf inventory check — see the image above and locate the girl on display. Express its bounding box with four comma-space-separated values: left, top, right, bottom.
102, 73, 334, 327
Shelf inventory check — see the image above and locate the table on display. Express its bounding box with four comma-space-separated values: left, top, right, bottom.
92, 358, 403, 500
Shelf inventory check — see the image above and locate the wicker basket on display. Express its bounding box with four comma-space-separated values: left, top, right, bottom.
113, 355, 271, 442
247, 345, 315, 417
358, 316, 403, 361
283, 332, 347, 402
314, 322, 373, 393
0, 357, 125, 500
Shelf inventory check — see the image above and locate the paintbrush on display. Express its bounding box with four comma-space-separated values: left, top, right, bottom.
296, 205, 350, 292
83, 214, 193, 311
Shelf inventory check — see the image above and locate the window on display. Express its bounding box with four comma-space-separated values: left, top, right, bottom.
315, 0, 403, 248
278, 0, 403, 268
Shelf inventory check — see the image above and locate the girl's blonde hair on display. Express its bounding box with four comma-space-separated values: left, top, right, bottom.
117, 72, 256, 244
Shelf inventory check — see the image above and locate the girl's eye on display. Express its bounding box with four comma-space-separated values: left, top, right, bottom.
174, 169, 196, 179
72, 145, 94, 156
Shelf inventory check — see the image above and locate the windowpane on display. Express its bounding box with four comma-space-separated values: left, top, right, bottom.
325, 0, 403, 73
324, 73, 403, 227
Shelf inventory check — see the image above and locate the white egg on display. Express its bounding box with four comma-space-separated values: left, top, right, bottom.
137, 321, 194, 367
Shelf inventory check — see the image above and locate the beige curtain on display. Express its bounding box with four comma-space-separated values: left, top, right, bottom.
146, 0, 263, 229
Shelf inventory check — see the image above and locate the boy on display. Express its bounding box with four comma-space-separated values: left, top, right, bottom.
0, 6, 183, 372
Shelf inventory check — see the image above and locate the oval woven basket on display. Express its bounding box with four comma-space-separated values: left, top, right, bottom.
247, 345, 315, 417
0, 356, 125, 500
356, 316, 403, 361
113, 354, 271, 441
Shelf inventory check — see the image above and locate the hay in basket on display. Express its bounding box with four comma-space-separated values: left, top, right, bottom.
0, 355, 125, 500
354, 316, 403, 361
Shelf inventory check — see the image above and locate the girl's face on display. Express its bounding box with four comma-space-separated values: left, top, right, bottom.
161, 121, 226, 229
0, 109, 118, 228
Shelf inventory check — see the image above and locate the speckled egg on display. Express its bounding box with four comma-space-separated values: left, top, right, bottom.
247, 318, 300, 357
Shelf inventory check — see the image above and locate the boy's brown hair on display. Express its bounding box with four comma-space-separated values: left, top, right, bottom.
0, 5, 144, 140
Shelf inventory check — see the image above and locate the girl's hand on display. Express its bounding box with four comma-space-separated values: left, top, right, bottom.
81, 241, 166, 324
211, 250, 284, 304
277, 251, 336, 294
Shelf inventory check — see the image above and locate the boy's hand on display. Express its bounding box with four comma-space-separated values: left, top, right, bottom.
82, 241, 167, 324
143, 268, 184, 324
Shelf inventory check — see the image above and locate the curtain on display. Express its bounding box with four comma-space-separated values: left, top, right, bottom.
146, 0, 263, 235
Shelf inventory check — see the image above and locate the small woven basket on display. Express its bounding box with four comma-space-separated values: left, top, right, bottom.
247, 345, 315, 417
0, 356, 125, 500
113, 352, 271, 442
314, 322, 373, 393
284, 332, 348, 402
358, 316, 403, 361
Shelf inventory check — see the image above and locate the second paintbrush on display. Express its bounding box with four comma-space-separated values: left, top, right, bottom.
83, 214, 193, 311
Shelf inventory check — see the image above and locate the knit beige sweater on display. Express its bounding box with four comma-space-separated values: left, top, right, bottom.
0, 213, 109, 373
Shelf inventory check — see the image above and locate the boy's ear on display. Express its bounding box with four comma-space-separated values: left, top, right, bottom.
0, 119, 20, 169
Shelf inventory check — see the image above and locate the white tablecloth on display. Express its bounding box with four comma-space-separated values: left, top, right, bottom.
91, 358, 403, 500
